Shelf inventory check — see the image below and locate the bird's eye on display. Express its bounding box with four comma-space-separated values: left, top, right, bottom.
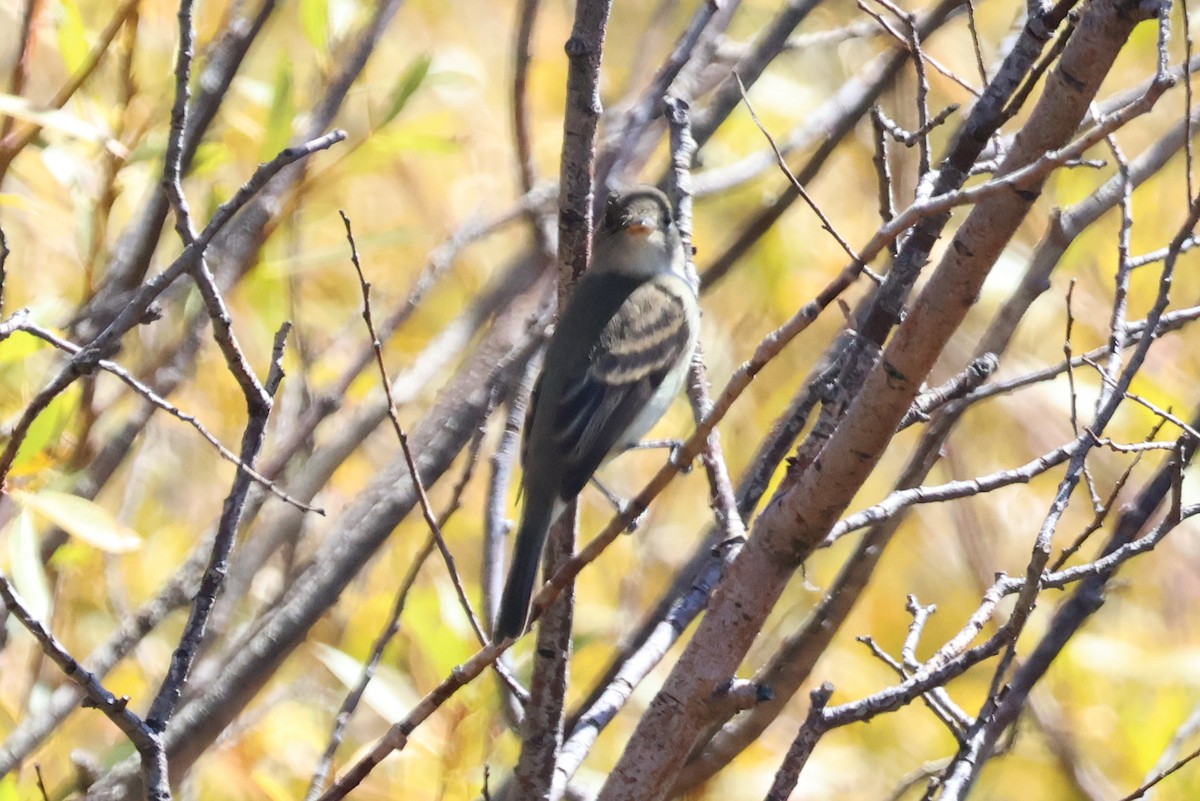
604, 194, 622, 230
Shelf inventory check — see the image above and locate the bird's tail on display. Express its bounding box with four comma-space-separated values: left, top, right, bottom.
494, 495, 556, 641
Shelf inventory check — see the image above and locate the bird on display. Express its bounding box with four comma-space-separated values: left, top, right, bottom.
493, 186, 700, 641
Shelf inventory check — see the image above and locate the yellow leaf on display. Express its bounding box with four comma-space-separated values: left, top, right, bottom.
56, 0, 89, 74
9, 489, 141, 553
0, 773, 23, 801
251, 769, 292, 801
0, 329, 42, 365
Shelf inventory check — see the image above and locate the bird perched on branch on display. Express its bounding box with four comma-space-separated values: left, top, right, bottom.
493, 186, 700, 641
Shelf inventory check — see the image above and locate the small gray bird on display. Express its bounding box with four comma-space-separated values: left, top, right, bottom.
493, 187, 700, 641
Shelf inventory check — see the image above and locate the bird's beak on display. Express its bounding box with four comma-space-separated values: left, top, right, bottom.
624, 216, 656, 237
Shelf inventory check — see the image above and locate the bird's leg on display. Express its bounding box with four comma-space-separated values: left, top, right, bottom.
590, 477, 649, 532
627, 437, 682, 451
626, 438, 694, 474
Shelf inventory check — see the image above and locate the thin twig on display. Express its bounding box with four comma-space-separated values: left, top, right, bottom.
665, 95, 745, 543
598, 0, 722, 188
1117, 744, 1200, 801
0, 224, 8, 317
144, 323, 291, 732
963, 0, 989, 85
12, 320, 321, 513
763, 684, 833, 801
0, 573, 162, 778
873, 0, 933, 173
870, 107, 897, 257
339, 211, 492, 648
734, 73, 859, 264
0, 129, 345, 486
0, 0, 140, 180
313, 202, 869, 801
858, 0, 980, 96
511, 3, 614, 797
304, 410, 517, 800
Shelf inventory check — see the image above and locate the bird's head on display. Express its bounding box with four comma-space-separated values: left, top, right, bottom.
593, 186, 683, 279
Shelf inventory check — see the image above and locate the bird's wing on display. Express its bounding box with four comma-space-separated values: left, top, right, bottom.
552, 276, 695, 497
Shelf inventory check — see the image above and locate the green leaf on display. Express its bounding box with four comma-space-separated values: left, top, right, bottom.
8, 385, 77, 473
6, 510, 52, 622
299, 0, 329, 54
189, 141, 230, 177
380, 54, 431, 127
260, 59, 295, 162
10, 489, 141, 553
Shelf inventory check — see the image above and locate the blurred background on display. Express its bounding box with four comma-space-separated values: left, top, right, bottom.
2, 1, 1200, 799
